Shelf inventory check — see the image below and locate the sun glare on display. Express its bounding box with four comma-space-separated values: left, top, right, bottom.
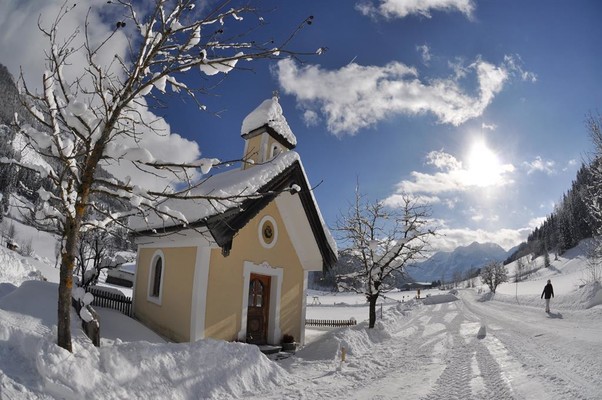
465, 140, 503, 187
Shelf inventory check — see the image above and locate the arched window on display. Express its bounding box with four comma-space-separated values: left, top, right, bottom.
148, 251, 165, 304
151, 257, 162, 297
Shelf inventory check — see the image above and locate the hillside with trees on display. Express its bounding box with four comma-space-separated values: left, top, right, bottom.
506, 113, 602, 264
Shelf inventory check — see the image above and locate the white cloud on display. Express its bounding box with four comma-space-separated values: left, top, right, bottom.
429, 226, 531, 252
356, 0, 475, 19
0, 1, 130, 91
417, 44, 432, 65
503, 54, 538, 83
102, 99, 202, 192
444, 197, 460, 209
276, 57, 513, 135
303, 110, 320, 127
468, 208, 499, 223
383, 193, 441, 208
425, 150, 462, 171
523, 156, 556, 175
0, 1, 204, 192
563, 159, 578, 171
527, 217, 547, 229
388, 149, 514, 197
481, 122, 497, 131
471, 214, 484, 222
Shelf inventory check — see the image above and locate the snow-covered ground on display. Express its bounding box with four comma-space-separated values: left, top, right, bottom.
1, 219, 601, 399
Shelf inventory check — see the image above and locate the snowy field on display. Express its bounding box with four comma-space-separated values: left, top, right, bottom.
1, 217, 602, 399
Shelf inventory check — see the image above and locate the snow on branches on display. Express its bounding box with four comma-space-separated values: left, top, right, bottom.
335, 188, 436, 328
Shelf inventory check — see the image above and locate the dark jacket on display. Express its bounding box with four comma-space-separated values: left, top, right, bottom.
541, 283, 554, 299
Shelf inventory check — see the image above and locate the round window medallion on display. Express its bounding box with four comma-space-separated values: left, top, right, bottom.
258, 216, 278, 249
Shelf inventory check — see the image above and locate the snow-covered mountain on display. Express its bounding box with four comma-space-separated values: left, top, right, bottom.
407, 241, 510, 283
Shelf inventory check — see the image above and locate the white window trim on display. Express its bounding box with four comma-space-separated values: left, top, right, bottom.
300, 270, 308, 345
258, 215, 278, 249
147, 249, 165, 305
237, 261, 283, 344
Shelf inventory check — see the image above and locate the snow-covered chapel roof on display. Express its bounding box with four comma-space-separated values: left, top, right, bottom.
240, 96, 297, 148
130, 151, 337, 268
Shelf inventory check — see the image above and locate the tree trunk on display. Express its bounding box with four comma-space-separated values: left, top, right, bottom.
57, 218, 80, 352
367, 293, 379, 328
57, 211, 90, 351
56, 135, 101, 351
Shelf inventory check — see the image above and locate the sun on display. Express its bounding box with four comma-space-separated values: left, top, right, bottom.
465, 140, 504, 187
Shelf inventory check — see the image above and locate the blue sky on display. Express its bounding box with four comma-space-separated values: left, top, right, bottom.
1, 0, 601, 251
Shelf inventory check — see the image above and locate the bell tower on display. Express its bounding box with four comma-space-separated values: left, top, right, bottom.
240, 95, 297, 169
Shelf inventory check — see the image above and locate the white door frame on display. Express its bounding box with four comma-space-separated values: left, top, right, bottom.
238, 261, 283, 344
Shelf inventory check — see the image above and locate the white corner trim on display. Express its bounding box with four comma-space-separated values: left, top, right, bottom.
190, 246, 211, 341
260, 131, 269, 163
237, 261, 283, 344
147, 249, 165, 305
300, 270, 308, 345
241, 139, 250, 170
132, 249, 140, 313
258, 215, 278, 249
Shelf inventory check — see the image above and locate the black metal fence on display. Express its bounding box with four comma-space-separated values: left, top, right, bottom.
87, 286, 133, 317
305, 318, 357, 327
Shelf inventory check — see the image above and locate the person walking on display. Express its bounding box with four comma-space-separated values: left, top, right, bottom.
541, 279, 554, 313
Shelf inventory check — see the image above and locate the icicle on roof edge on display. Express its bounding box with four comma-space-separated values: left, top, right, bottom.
240, 96, 297, 147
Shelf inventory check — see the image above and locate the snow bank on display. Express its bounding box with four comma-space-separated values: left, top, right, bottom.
37, 338, 293, 400
0, 246, 44, 288
484, 281, 602, 310
298, 300, 420, 363
0, 280, 293, 399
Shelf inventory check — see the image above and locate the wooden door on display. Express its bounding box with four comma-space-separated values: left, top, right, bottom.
246, 274, 271, 344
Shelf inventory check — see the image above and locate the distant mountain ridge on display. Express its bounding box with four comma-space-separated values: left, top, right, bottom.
407, 241, 510, 283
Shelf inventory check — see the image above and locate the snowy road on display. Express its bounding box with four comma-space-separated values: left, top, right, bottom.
251, 291, 602, 400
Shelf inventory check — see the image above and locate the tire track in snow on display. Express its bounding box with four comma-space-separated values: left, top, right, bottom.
493, 329, 601, 400
419, 301, 522, 400
461, 294, 602, 400
474, 339, 515, 399
419, 334, 474, 400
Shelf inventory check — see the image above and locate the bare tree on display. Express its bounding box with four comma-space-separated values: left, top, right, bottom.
5, 0, 318, 351
583, 239, 602, 284
586, 113, 602, 231
335, 187, 436, 328
480, 261, 508, 294
464, 267, 478, 288
75, 229, 128, 289
515, 256, 525, 282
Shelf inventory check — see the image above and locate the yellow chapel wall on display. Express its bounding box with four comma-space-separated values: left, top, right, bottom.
204, 200, 305, 343
133, 246, 197, 342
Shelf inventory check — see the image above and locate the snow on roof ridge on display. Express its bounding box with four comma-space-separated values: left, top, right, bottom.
129, 151, 301, 231
240, 96, 297, 147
